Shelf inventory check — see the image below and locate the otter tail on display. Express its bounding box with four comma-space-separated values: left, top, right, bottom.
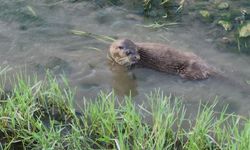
181, 61, 217, 80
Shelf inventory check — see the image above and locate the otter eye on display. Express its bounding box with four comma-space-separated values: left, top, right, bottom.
118, 46, 124, 49
125, 51, 131, 55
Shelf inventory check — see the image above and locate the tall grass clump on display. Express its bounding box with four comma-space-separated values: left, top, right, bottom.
0, 71, 78, 149
0, 68, 250, 149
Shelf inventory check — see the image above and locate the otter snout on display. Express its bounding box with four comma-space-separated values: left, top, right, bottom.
109, 39, 140, 67
129, 54, 140, 64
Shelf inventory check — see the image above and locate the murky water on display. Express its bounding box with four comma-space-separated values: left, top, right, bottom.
0, 0, 250, 116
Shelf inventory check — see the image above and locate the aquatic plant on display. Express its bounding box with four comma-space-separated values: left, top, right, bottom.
136, 21, 179, 30
143, 0, 184, 17
72, 0, 183, 18
179, 0, 250, 53
71, 29, 116, 43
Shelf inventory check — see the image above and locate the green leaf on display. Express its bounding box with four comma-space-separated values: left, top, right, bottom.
239, 22, 250, 38
218, 20, 232, 31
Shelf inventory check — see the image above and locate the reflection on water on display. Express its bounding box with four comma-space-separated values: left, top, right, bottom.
108, 61, 138, 97
0, 0, 249, 116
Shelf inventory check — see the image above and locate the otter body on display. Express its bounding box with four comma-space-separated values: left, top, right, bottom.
136, 42, 215, 80
109, 39, 215, 80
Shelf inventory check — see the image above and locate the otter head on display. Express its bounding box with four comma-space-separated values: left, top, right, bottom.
109, 39, 140, 67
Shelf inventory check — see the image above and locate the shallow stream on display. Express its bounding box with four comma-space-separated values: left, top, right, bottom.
0, 0, 250, 117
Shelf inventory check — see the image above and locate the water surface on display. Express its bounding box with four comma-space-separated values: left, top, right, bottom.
0, 0, 250, 117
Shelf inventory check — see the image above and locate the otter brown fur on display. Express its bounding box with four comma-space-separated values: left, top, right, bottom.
109, 39, 216, 80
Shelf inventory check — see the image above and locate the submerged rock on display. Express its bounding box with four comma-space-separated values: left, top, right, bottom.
220, 36, 233, 44
218, 2, 229, 10
239, 22, 250, 38
35, 56, 72, 74
46, 57, 72, 74
235, 10, 248, 24
125, 14, 143, 21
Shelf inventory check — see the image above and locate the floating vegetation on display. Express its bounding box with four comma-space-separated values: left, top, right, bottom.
0, 0, 43, 26
218, 20, 232, 31
26, 5, 37, 17
143, 0, 184, 18
176, 0, 185, 12
199, 10, 210, 18
239, 22, 250, 38
188, 0, 250, 53
136, 21, 179, 29
199, 10, 213, 22
71, 29, 116, 43
83, 46, 103, 52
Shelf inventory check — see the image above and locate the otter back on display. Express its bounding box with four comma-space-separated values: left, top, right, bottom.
136, 42, 214, 80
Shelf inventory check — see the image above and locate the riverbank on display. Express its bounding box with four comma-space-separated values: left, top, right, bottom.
0, 71, 249, 149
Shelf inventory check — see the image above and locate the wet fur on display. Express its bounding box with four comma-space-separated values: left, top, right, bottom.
109, 39, 250, 94
109, 39, 216, 80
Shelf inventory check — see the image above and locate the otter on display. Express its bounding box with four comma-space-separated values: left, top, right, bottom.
109, 39, 216, 80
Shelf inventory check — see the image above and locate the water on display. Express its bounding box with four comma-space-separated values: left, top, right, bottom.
0, 0, 250, 116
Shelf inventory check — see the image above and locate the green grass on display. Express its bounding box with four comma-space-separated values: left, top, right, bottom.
0, 69, 250, 149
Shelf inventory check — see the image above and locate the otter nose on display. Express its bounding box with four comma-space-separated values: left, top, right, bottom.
131, 55, 140, 61
135, 55, 140, 60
